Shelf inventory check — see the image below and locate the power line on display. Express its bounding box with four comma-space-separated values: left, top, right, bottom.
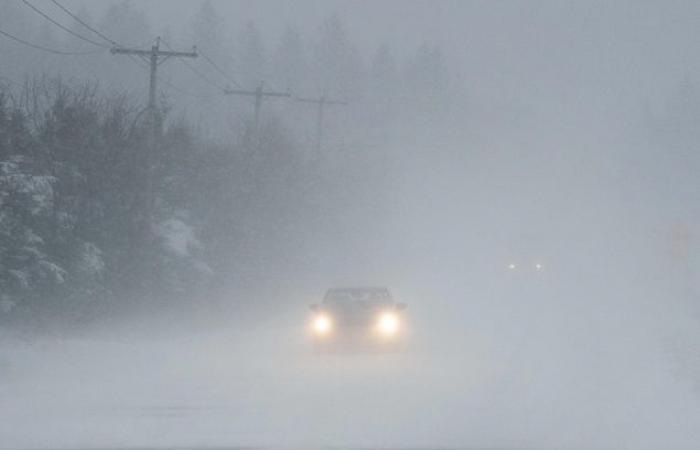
224, 82, 291, 131
119, 47, 207, 100
160, 76, 212, 99
0, 27, 101, 55
198, 49, 242, 89
126, 54, 148, 70
124, 53, 205, 99
178, 56, 227, 91
49, 0, 158, 72
160, 39, 225, 92
49, 0, 118, 46
20, 0, 110, 49
110, 37, 198, 126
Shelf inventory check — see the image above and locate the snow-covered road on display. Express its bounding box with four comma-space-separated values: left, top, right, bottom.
1, 301, 699, 450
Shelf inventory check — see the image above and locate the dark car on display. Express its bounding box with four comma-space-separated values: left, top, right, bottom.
309, 287, 407, 352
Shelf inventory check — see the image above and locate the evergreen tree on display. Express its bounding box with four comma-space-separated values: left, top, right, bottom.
314, 14, 363, 98
404, 43, 448, 100
0, 95, 64, 319
272, 26, 306, 93
238, 22, 266, 88
370, 45, 397, 95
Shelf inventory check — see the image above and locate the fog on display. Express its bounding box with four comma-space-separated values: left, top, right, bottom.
1, 1, 700, 449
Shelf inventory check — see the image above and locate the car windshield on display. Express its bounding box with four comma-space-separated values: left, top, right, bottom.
323, 288, 393, 317
325, 288, 390, 304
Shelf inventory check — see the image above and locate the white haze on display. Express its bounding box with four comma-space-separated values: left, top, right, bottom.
1, 1, 700, 450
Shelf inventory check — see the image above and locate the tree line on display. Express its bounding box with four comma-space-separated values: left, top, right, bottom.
2, 1, 694, 327
0, 1, 456, 327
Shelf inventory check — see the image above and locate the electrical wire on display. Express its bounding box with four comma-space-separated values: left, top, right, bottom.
10, 1, 210, 112
198, 49, 242, 88
0, 27, 102, 55
179, 56, 227, 91
48, 0, 157, 70
126, 54, 148, 69
160, 38, 226, 92
20, 0, 110, 48
159, 76, 212, 99
120, 47, 209, 100
49, 0, 119, 46
50, 2, 157, 52
13, 1, 210, 104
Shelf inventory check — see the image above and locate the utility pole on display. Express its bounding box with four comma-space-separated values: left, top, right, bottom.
296, 95, 347, 160
224, 82, 290, 132
110, 37, 197, 230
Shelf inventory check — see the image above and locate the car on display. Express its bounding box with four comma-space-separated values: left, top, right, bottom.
308, 286, 407, 352
502, 232, 551, 275
506, 259, 545, 272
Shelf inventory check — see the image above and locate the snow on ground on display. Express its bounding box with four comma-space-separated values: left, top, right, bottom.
1, 289, 699, 450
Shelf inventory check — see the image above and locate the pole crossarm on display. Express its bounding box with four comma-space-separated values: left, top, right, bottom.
223, 88, 291, 98
296, 96, 347, 106
110, 47, 198, 59
223, 83, 291, 130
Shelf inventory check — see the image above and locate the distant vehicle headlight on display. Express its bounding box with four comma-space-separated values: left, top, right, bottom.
534, 263, 543, 271
313, 314, 332, 334
378, 312, 399, 335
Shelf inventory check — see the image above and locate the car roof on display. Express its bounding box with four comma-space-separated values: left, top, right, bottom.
327, 286, 389, 291
323, 288, 393, 306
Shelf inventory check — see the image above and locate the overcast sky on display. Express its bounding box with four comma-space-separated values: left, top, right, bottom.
52, 0, 700, 122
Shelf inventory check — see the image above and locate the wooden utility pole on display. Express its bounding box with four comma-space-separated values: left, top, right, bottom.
110, 37, 197, 227
224, 82, 290, 131
111, 37, 197, 137
296, 95, 347, 160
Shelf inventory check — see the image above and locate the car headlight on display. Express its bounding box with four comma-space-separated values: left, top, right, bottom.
378, 312, 399, 334
313, 314, 332, 334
